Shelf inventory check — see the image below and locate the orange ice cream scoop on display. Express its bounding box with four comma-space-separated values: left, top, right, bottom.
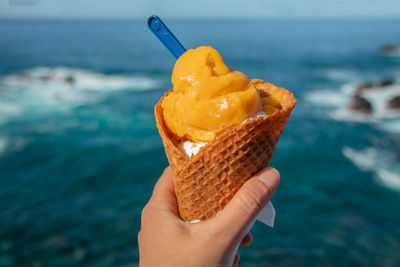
162, 46, 262, 142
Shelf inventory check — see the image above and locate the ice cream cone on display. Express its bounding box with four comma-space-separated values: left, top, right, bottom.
155, 79, 296, 221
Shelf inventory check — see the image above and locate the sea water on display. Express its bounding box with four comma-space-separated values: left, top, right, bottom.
1, 19, 400, 266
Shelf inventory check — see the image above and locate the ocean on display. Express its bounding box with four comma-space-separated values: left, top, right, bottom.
0, 19, 400, 266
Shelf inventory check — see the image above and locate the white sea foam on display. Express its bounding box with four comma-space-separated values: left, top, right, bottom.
2, 67, 160, 92
0, 102, 22, 125
330, 108, 379, 123
0, 67, 161, 125
320, 69, 362, 83
0, 137, 7, 156
343, 146, 400, 192
376, 168, 400, 191
305, 89, 349, 108
0, 136, 28, 156
342, 147, 377, 171
379, 120, 400, 133
362, 84, 400, 118
305, 80, 400, 132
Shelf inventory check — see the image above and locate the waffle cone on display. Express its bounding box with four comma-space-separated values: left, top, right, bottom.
155, 79, 296, 221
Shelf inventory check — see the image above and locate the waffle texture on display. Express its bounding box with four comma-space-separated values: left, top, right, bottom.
155, 79, 296, 221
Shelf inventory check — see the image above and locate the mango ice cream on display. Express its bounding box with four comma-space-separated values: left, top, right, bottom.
162, 46, 283, 143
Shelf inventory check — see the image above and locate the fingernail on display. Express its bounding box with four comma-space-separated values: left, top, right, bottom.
257, 167, 280, 192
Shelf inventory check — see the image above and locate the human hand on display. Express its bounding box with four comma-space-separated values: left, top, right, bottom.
138, 166, 280, 267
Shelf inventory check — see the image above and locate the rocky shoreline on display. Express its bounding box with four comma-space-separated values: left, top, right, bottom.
349, 79, 400, 115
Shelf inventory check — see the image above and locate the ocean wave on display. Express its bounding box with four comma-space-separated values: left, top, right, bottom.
0, 67, 162, 125
318, 69, 363, 83
343, 146, 400, 192
304, 89, 350, 108
1, 67, 161, 92
361, 83, 400, 118
0, 136, 28, 157
0, 137, 7, 156
380, 120, 400, 133
0, 102, 22, 125
305, 80, 400, 132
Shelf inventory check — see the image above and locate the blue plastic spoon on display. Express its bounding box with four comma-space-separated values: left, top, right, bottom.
148, 15, 186, 59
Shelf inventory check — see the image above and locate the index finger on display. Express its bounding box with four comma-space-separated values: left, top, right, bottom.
148, 166, 179, 216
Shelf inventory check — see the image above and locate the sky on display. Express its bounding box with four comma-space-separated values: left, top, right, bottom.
0, 0, 399, 19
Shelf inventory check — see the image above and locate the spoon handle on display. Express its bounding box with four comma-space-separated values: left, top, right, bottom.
148, 16, 187, 59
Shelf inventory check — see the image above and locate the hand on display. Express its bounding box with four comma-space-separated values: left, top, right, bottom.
138, 166, 280, 267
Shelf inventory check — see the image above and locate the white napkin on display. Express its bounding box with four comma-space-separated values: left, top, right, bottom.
256, 201, 275, 227
227, 203, 275, 265
189, 202, 275, 265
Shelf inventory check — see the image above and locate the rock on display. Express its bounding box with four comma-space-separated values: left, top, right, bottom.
65, 75, 75, 85
387, 96, 400, 109
377, 80, 394, 87
39, 74, 53, 81
350, 95, 372, 114
356, 82, 374, 93
356, 80, 394, 93
381, 44, 399, 53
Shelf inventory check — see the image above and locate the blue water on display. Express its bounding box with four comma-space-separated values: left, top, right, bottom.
1, 19, 400, 266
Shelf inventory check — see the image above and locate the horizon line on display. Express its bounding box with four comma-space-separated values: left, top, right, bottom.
1, 15, 400, 22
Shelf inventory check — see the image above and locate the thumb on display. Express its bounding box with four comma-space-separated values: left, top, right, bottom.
211, 167, 280, 244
